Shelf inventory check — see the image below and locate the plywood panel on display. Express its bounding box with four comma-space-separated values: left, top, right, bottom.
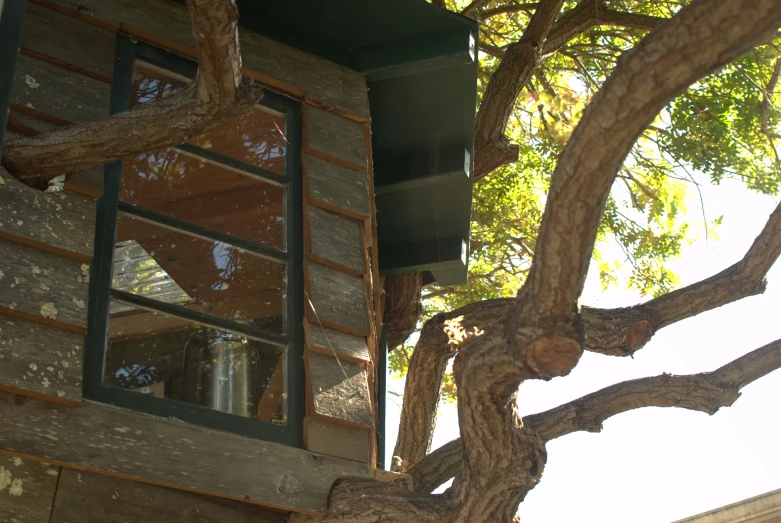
11, 54, 110, 124
0, 393, 367, 514
307, 323, 370, 362
0, 316, 83, 403
0, 455, 60, 523
48, 0, 370, 119
305, 417, 369, 463
307, 262, 369, 335
0, 240, 90, 328
50, 469, 285, 523
0, 167, 96, 257
307, 352, 373, 428
307, 107, 367, 166
308, 206, 366, 273
306, 154, 370, 218
22, 3, 116, 78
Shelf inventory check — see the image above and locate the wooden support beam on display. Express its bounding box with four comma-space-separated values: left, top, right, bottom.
374, 147, 470, 195
352, 29, 476, 82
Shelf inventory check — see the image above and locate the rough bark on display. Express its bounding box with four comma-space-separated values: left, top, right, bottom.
411, 338, 781, 493
392, 197, 781, 473
384, 273, 423, 351
1, 0, 261, 189
473, 0, 665, 180
473, 0, 566, 181
449, 0, 781, 519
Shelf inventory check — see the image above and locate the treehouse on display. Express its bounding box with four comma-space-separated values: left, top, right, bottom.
0, 0, 477, 519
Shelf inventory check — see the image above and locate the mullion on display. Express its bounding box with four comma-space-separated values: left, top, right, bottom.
175, 143, 289, 187
111, 289, 288, 347
117, 202, 289, 263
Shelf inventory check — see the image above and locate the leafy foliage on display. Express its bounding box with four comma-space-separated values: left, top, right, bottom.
390, 0, 781, 396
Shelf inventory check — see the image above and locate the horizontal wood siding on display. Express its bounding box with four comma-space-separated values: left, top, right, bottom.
306, 107, 367, 166
305, 418, 370, 463
0, 455, 60, 523
0, 316, 83, 404
0, 168, 95, 258
307, 323, 370, 362
0, 393, 367, 514
21, 3, 116, 79
306, 352, 374, 428
11, 54, 110, 125
47, 0, 370, 119
307, 262, 369, 335
308, 206, 366, 273
0, 240, 90, 329
306, 154, 371, 218
50, 469, 286, 523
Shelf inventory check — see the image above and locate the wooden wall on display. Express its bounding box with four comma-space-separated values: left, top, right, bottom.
301, 106, 383, 464
1, 0, 383, 518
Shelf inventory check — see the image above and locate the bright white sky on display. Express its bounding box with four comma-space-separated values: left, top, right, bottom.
384, 178, 781, 522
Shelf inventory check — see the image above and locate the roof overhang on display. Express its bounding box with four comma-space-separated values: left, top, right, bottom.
235, 0, 477, 285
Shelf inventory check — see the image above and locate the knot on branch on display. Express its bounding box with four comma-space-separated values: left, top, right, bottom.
525, 333, 583, 378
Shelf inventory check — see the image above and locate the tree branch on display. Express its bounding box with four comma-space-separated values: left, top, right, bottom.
452, 0, 781, 518
473, 0, 567, 179
393, 197, 781, 472
412, 338, 781, 493
526, 338, 781, 441
1, 0, 261, 190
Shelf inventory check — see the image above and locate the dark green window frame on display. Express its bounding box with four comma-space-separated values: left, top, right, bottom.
84, 36, 305, 448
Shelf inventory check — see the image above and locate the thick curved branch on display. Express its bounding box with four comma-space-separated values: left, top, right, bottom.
452, 1, 781, 519
1, 0, 261, 189
394, 197, 781, 472
412, 338, 781, 492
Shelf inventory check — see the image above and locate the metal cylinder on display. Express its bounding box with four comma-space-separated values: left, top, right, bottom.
200, 331, 253, 417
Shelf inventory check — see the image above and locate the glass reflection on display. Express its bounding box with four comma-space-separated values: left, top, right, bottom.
106, 301, 287, 423
120, 148, 286, 250
113, 214, 286, 333
130, 62, 286, 172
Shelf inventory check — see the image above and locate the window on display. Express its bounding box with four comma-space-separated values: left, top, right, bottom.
85, 39, 303, 446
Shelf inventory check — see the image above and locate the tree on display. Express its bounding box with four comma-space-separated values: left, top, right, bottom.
3, 0, 781, 521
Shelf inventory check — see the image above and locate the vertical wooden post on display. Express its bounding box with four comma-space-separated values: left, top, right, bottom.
0, 0, 27, 154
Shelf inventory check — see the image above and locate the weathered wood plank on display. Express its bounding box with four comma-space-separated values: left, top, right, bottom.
305, 417, 369, 463
0, 240, 90, 328
306, 107, 367, 166
307, 352, 374, 428
0, 455, 60, 523
0, 393, 367, 514
0, 316, 84, 403
0, 167, 96, 257
49, 0, 370, 119
307, 323, 370, 362
308, 206, 366, 273
22, 3, 116, 79
11, 54, 110, 124
50, 469, 286, 523
306, 154, 370, 218
307, 262, 369, 335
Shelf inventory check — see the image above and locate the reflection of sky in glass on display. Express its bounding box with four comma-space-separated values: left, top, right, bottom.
112, 215, 286, 333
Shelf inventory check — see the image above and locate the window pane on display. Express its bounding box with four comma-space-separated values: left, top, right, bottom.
120, 148, 286, 250
106, 301, 287, 423
131, 63, 286, 173
113, 214, 286, 333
